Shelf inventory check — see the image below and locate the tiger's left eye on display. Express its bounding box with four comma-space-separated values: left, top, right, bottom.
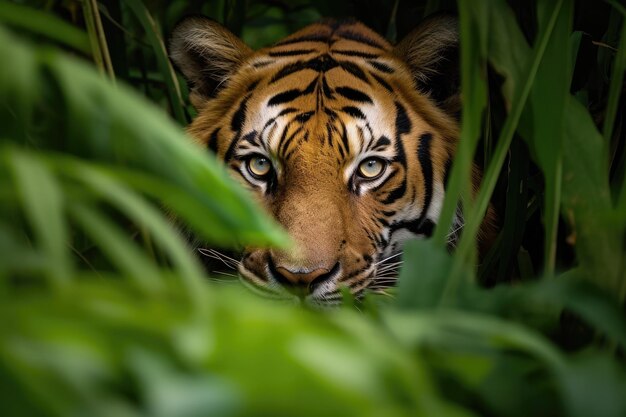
247, 155, 273, 178
357, 158, 386, 179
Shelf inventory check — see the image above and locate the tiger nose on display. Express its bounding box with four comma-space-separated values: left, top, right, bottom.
270, 260, 339, 295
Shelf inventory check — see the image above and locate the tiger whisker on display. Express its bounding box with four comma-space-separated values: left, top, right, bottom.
378, 260, 403, 268
377, 264, 401, 272
198, 248, 240, 270
371, 279, 397, 285
372, 276, 398, 281
375, 268, 400, 275
366, 288, 395, 298
374, 252, 403, 266
204, 248, 240, 264
211, 270, 239, 278
446, 223, 464, 238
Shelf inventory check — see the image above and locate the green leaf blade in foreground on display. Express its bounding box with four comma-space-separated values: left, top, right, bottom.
0, 26, 288, 249
6, 149, 71, 289
0, 3, 91, 54
561, 97, 622, 293
530, 0, 572, 274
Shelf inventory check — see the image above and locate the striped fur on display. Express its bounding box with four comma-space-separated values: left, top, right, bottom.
170, 17, 497, 304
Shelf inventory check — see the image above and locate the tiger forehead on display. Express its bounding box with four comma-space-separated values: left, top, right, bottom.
230, 21, 402, 159
245, 19, 399, 91
262, 19, 393, 57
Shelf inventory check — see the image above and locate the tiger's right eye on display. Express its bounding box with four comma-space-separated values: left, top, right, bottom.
247, 155, 273, 179
357, 157, 386, 180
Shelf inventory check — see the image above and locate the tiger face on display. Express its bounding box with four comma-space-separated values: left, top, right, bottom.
170, 17, 495, 304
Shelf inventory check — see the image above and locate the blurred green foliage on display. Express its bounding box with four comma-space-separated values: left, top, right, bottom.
0, 0, 625, 416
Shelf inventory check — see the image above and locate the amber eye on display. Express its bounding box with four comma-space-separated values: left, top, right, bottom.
357, 158, 386, 179
246, 155, 273, 179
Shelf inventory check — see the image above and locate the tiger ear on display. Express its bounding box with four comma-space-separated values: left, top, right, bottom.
169, 16, 252, 107
394, 15, 460, 116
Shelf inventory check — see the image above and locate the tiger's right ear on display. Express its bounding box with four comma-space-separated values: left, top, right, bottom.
169, 16, 252, 107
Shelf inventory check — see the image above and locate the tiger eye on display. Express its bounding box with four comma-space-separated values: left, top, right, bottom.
358, 158, 385, 179
247, 155, 272, 178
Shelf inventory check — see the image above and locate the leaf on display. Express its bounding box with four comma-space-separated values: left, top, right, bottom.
529, 0, 572, 273
396, 239, 458, 309
559, 354, 626, 417
561, 97, 622, 293
56, 158, 206, 301
446, 0, 568, 293
68, 201, 165, 294
0, 25, 288, 249
128, 349, 240, 417
0, 2, 91, 54
6, 149, 71, 288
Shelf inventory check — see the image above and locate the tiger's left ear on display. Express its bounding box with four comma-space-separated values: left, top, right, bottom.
394, 15, 460, 116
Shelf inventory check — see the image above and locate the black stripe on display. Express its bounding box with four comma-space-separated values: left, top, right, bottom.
420, 219, 435, 236
242, 130, 259, 146
339, 120, 350, 154
307, 54, 339, 72
247, 80, 260, 91
336, 30, 386, 49
324, 108, 338, 120
417, 133, 434, 218
394, 101, 411, 136
325, 122, 332, 147
371, 169, 398, 193
322, 77, 334, 98
371, 135, 391, 150
270, 61, 309, 84
389, 218, 435, 237
274, 34, 330, 47
336, 86, 372, 103
230, 95, 250, 132
368, 60, 394, 73
342, 106, 366, 119
270, 55, 339, 84
339, 61, 369, 82
332, 49, 378, 58
280, 125, 303, 156
377, 216, 390, 227
295, 111, 314, 123
371, 72, 393, 91
269, 49, 316, 57
268, 89, 303, 106
381, 178, 407, 205
252, 61, 271, 68
276, 124, 291, 155
208, 128, 220, 153
379, 101, 410, 204
278, 107, 298, 116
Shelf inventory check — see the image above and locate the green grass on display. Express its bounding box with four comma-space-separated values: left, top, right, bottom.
0, 1, 625, 416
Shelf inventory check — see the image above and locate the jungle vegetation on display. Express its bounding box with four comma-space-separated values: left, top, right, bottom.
0, 0, 625, 416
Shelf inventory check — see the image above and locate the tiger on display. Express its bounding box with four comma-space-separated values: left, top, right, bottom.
169, 16, 497, 305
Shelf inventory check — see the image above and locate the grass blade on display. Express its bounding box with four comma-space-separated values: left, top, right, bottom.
82, 0, 115, 78
532, 0, 573, 275
442, 0, 566, 300
122, 0, 187, 124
